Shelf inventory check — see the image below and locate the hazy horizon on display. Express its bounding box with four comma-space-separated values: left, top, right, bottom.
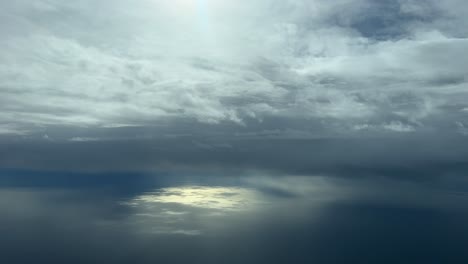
1, 0, 468, 263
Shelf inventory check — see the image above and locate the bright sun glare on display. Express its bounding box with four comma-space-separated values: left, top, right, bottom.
131, 186, 260, 211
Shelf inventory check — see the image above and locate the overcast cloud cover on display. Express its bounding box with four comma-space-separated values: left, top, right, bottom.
2, 1, 468, 263
0, 0, 468, 173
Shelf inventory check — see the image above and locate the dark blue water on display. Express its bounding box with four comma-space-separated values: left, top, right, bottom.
1, 170, 468, 264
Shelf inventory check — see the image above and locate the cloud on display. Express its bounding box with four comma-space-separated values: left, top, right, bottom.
0, 0, 467, 141
69, 137, 100, 142
2, 2, 468, 262
1, 135, 468, 180
0, 0, 467, 177
0, 124, 29, 135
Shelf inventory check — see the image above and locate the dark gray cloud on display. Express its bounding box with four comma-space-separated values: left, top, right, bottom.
1, 134, 467, 180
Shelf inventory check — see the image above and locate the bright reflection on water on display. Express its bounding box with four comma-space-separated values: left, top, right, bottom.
130, 186, 261, 211
123, 185, 273, 236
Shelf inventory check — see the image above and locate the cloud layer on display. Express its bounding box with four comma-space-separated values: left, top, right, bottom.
1, 0, 467, 139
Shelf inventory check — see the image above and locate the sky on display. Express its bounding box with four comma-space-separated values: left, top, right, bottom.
1, 1, 468, 263
1, 0, 467, 138
0, 0, 467, 174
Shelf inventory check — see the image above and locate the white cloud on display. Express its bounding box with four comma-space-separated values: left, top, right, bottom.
0, 124, 29, 135
1, 0, 467, 138
383, 121, 416, 133
353, 121, 416, 133
69, 137, 100, 142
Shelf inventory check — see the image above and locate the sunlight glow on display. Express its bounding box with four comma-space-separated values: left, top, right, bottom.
132, 186, 259, 211
123, 186, 264, 236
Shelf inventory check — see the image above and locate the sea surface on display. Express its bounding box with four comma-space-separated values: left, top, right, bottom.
1, 170, 468, 263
